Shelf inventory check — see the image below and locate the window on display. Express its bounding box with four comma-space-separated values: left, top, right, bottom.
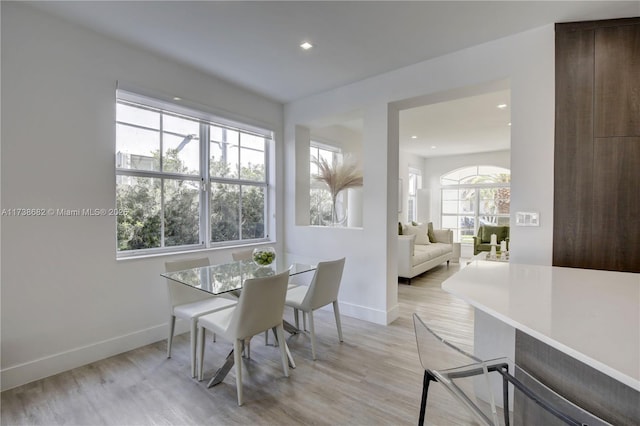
116, 91, 271, 256
440, 166, 510, 242
407, 168, 421, 223
309, 143, 341, 226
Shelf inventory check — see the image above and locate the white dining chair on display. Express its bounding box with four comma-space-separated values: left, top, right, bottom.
196, 269, 291, 406
284, 257, 345, 360
231, 248, 254, 261
165, 257, 237, 379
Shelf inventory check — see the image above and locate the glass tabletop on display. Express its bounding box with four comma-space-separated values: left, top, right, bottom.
161, 259, 316, 295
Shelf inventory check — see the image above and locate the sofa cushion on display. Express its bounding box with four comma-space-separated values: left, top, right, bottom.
412, 243, 451, 266
404, 223, 430, 245
427, 222, 437, 243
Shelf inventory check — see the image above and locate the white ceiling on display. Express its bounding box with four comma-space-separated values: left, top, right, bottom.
400, 89, 511, 158
25, 1, 639, 157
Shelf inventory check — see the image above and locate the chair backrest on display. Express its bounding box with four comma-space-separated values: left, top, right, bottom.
231, 249, 253, 261
165, 257, 211, 309
413, 313, 499, 425
227, 270, 290, 339
302, 257, 345, 310
477, 225, 510, 243
413, 313, 481, 372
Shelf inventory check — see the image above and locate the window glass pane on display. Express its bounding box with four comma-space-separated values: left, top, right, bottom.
442, 201, 459, 214
116, 176, 161, 250
239, 133, 265, 181
164, 179, 200, 246
310, 188, 332, 225
408, 198, 416, 222
496, 216, 510, 226
163, 114, 199, 136
211, 182, 239, 242
495, 187, 510, 214
442, 189, 459, 201
442, 216, 458, 229
210, 126, 239, 178
162, 133, 200, 175
116, 124, 160, 171
459, 216, 475, 236
162, 115, 200, 175
241, 185, 265, 239
459, 189, 476, 213
478, 166, 510, 181
117, 103, 159, 129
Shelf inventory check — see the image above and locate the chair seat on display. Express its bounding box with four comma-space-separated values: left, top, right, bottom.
284, 285, 309, 309
197, 305, 236, 336
174, 297, 236, 320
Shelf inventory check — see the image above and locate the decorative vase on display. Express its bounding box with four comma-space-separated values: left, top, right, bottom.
252, 247, 276, 266
323, 196, 347, 226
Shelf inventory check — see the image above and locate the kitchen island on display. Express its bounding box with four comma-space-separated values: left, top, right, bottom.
442, 261, 639, 424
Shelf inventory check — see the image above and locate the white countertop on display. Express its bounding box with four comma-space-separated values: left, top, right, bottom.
442, 261, 640, 391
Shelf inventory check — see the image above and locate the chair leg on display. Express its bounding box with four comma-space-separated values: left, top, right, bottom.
419, 371, 434, 426
167, 315, 176, 358
264, 330, 269, 345
197, 326, 206, 381
190, 319, 198, 378
294, 308, 299, 329
502, 369, 510, 426
303, 311, 307, 331
276, 325, 289, 377
308, 310, 317, 360
234, 339, 244, 406
333, 301, 344, 342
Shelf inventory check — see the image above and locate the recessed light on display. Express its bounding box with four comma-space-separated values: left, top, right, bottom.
173, 96, 182, 101
300, 41, 313, 50
431, 145, 437, 149
508, 122, 512, 126
497, 104, 507, 109
411, 135, 418, 139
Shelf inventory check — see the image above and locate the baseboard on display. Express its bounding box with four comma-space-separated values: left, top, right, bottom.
335, 300, 398, 325
0, 321, 189, 392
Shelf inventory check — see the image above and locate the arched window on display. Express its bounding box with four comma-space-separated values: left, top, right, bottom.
440, 166, 510, 242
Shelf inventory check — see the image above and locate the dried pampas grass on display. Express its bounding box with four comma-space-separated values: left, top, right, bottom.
312, 155, 363, 199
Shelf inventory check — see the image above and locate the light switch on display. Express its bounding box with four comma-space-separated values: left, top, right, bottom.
516, 211, 539, 226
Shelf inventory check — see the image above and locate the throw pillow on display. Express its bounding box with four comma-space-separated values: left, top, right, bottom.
404, 223, 430, 245
427, 222, 437, 243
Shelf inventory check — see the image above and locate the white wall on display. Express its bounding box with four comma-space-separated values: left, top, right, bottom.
424, 150, 511, 229
0, 3, 283, 390
285, 23, 557, 328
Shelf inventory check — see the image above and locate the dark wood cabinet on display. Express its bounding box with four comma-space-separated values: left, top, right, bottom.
554, 18, 640, 273
595, 24, 640, 137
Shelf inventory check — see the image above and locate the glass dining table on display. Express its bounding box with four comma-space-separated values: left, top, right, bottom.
161, 259, 316, 387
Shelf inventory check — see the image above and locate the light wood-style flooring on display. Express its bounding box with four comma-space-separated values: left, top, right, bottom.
1, 261, 480, 425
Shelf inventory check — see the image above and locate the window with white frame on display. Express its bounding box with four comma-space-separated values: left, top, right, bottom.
309, 142, 341, 226
407, 168, 421, 223
115, 90, 272, 256
440, 166, 510, 242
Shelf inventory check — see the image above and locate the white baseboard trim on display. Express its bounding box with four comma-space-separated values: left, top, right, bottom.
336, 300, 398, 325
1, 321, 189, 392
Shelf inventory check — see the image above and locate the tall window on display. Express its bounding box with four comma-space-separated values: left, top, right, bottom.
407, 168, 421, 223
309, 143, 341, 226
440, 166, 510, 242
116, 91, 271, 256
